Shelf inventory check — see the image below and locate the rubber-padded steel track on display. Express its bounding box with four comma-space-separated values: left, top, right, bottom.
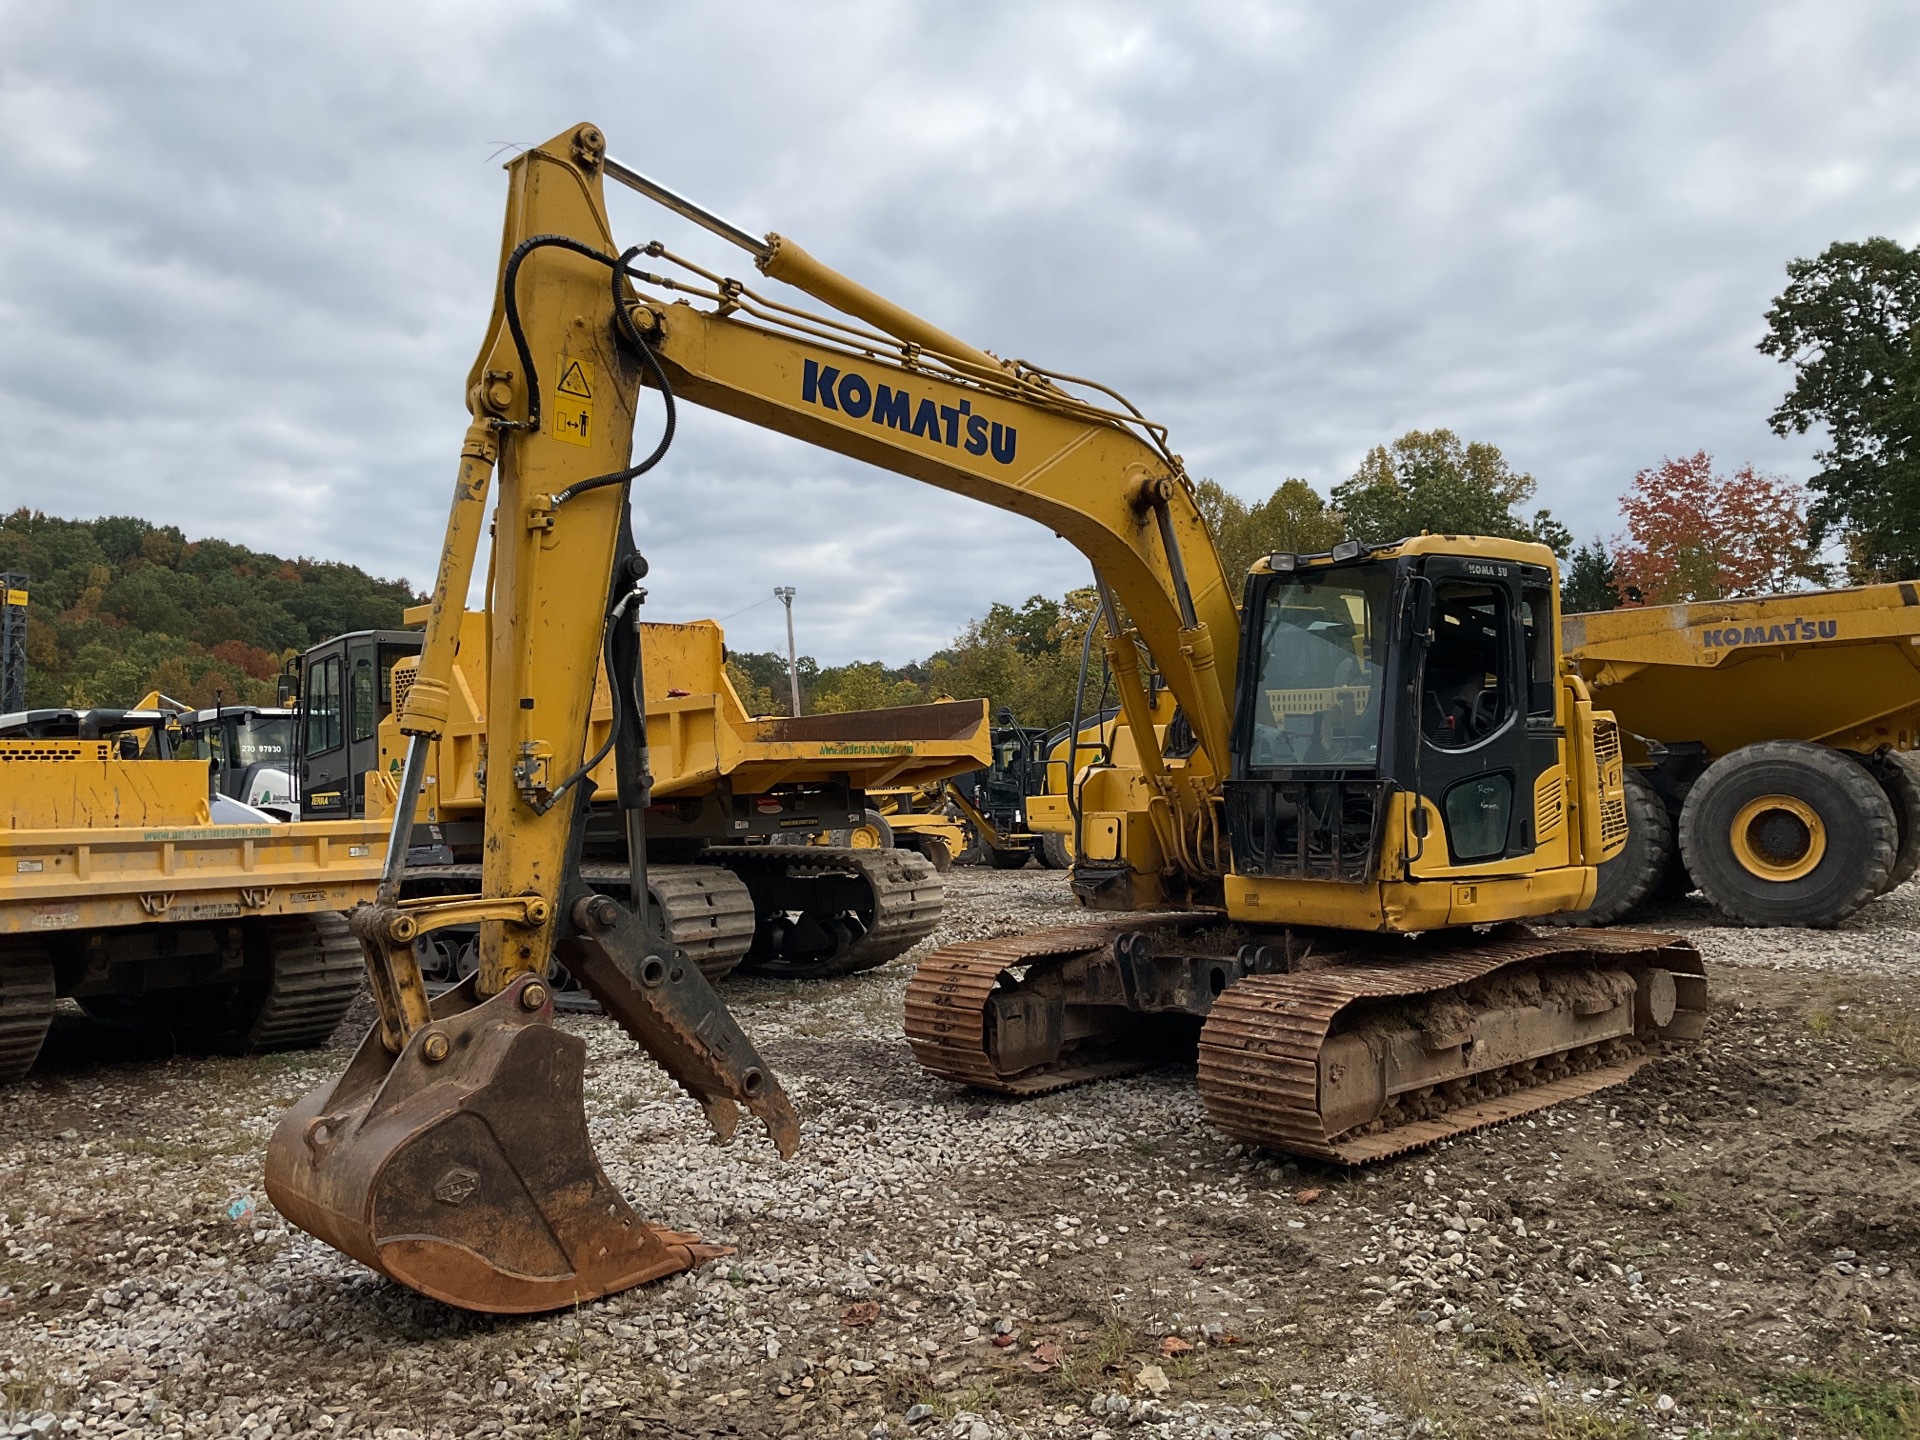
714, 846, 944, 979
0, 938, 56, 1082
1197, 928, 1706, 1162
641, 866, 758, 982
242, 913, 368, 1051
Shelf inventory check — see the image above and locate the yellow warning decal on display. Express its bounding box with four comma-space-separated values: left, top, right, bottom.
552, 354, 595, 447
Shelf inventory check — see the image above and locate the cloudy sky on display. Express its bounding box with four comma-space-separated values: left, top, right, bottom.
2, 2, 1915, 663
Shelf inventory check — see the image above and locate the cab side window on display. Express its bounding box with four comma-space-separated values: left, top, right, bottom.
350, 655, 376, 744
1520, 587, 1555, 717
307, 656, 343, 753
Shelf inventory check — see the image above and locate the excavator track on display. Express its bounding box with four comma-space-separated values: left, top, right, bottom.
713, 846, 944, 979
1197, 929, 1706, 1163
907, 922, 1705, 1163
0, 938, 56, 1083
904, 917, 1207, 1093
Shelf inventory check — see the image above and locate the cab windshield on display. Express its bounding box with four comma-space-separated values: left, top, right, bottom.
230, 714, 292, 767
1247, 569, 1392, 768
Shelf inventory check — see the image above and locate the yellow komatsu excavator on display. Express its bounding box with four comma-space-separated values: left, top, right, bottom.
267, 123, 1706, 1315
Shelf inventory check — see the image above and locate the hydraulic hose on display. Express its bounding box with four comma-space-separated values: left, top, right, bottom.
497, 237, 678, 505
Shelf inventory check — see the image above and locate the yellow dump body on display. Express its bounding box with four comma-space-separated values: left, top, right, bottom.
1563, 581, 1920, 759
378, 609, 990, 824
0, 739, 385, 937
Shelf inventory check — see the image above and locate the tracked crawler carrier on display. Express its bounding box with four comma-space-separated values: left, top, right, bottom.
301, 611, 983, 984
0, 716, 385, 1081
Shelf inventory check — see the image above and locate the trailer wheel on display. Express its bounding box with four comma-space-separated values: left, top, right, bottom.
0, 938, 56, 1083
1555, 767, 1673, 925
1679, 741, 1896, 927
1038, 833, 1073, 870
1866, 752, 1920, 894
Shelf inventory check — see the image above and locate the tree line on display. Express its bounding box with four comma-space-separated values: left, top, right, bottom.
0, 510, 420, 709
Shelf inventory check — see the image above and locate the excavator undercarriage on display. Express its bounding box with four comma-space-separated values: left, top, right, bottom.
906, 921, 1705, 1161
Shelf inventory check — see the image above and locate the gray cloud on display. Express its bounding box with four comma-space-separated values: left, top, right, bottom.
2, 1, 1914, 663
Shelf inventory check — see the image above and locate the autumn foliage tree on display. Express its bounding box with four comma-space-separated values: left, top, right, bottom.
1612, 453, 1827, 605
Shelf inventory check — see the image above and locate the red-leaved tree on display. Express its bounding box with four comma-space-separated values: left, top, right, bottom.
1613, 453, 1827, 604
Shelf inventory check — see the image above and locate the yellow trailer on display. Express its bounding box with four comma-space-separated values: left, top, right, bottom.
0, 729, 387, 1081
1563, 581, 1920, 926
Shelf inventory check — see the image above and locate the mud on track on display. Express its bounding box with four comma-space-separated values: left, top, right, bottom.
3, 871, 1918, 1439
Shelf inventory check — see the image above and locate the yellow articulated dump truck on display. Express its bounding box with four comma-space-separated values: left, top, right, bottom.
1563, 581, 1920, 927
0, 709, 387, 1081
301, 608, 989, 981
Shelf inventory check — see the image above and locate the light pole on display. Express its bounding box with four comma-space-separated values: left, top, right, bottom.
774, 586, 801, 716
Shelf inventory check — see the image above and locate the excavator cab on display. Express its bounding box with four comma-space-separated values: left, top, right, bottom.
1223, 537, 1600, 927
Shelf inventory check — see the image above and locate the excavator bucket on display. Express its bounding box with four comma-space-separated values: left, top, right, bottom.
267, 892, 799, 1315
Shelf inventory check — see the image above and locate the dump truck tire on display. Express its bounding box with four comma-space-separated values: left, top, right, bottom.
1038, 833, 1073, 870
1867, 751, 1920, 894
0, 938, 56, 1083
1555, 766, 1672, 925
988, 846, 1032, 870
828, 810, 894, 850
912, 836, 954, 873
1679, 741, 1896, 927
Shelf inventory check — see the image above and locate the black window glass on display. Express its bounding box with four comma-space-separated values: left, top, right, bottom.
1521, 588, 1555, 717
1445, 772, 1513, 859
350, 655, 376, 743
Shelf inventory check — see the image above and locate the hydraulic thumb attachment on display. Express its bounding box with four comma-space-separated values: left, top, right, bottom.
266, 887, 798, 1315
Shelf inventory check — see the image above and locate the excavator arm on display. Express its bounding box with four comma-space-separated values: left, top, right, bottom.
266, 124, 801, 1315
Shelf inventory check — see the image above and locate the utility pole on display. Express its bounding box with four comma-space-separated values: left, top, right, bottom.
774, 586, 801, 716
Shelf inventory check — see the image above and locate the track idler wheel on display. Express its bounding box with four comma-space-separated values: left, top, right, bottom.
266, 972, 723, 1314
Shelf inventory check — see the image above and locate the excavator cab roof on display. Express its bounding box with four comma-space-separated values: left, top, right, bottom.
1252, 533, 1559, 577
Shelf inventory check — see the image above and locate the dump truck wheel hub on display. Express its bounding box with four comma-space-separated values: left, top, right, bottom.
1730, 794, 1826, 881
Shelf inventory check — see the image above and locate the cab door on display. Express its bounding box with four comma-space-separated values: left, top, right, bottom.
1407, 558, 1560, 871
300, 642, 351, 816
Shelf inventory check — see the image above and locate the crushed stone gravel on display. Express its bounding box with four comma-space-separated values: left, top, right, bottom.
3, 868, 1916, 1439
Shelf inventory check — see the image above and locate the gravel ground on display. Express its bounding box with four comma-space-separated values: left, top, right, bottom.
4, 871, 1919, 1440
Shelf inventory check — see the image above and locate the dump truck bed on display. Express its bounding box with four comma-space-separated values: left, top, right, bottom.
394, 612, 991, 818
1563, 581, 1920, 758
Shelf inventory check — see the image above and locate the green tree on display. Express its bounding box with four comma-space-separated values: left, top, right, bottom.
1562, 538, 1620, 613
1331, 429, 1569, 554
1193, 477, 1345, 579
1759, 236, 1920, 581
0, 509, 420, 708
